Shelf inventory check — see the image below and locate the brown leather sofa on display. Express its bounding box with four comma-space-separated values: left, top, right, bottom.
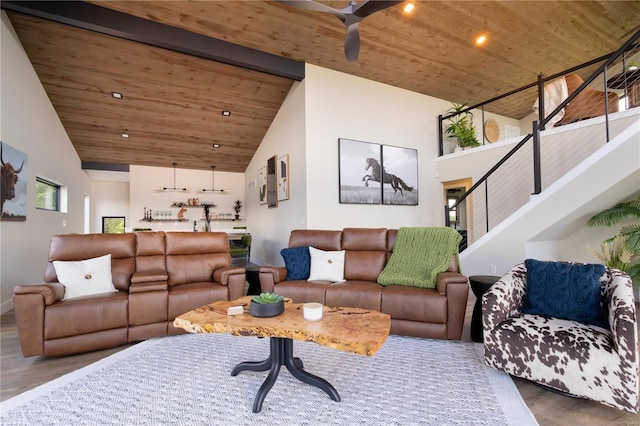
13, 231, 245, 357
259, 228, 469, 340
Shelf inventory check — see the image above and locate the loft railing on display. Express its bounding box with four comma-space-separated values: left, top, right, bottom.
441, 29, 640, 248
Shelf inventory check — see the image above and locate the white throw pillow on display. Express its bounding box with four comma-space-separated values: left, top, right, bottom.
53, 254, 118, 300
308, 247, 345, 283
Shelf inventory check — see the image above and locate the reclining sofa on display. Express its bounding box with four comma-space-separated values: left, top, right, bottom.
13, 231, 245, 357
259, 228, 469, 340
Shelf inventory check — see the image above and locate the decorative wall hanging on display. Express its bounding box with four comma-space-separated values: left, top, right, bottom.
258, 166, 267, 205
380, 144, 418, 205
277, 154, 289, 201
339, 138, 381, 204
484, 119, 500, 143
338, 138, 418, 205
267, 155, 278, 208
1, 141, 28, 221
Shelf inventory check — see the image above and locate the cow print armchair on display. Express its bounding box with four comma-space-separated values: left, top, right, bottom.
482, 261, 639, 413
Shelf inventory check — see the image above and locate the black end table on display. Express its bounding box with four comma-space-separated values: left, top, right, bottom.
469, 275, 500, 342
245, 266, 262, 296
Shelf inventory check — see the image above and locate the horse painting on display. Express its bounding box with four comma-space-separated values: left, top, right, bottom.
362, 158, 414, 195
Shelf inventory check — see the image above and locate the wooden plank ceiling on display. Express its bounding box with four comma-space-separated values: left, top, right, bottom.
5, 1, 640, 172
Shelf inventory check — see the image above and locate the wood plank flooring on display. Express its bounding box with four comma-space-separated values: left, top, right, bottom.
1, 291, 639, 425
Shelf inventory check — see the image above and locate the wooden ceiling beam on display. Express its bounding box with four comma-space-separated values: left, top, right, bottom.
1, 0, 305, 81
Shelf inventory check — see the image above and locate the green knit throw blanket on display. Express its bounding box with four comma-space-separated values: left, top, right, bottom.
377, 227, 462, 289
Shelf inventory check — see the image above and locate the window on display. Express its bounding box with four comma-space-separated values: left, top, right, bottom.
35, 177, 60, 211
102, 216, 125, 234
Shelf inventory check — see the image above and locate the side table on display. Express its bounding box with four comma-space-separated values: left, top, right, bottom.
469, 275, 500, 342
245, 266, 261, 296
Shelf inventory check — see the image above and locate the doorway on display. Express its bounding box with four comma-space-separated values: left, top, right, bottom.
443, 178, 473, 251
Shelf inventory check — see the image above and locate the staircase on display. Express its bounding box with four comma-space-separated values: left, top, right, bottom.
459, 115, 640, 276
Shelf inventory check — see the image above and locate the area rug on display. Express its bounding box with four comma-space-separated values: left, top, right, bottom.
1, 334, 537, 425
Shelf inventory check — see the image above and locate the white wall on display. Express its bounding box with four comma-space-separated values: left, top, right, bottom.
0, 13, 91, 313
91, 181, 129, 233
304, 64, 450, 229
246, 64, 461, 266
245, 81, 307, 265
128, 165, 245, 232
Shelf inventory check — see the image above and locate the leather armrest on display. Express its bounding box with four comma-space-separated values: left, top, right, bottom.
14, 283, 64, 305
258, 266, 287, 293
213, 267, 246, 285
131, 270, 168, 284
130, 281, 168, 293
435, 272, 468, 296
260, 266, 286, 283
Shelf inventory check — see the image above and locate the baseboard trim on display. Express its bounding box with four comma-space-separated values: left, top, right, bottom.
1, 298, 14, 315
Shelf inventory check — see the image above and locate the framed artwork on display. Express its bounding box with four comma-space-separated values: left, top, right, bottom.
277, 154, 289, 201
258, 166, 267, 205
1, 141, 28, 221
267, 155, 278, 208
381, 144, 418, 205
338, 138, 418, 205
339, 138, 382, 204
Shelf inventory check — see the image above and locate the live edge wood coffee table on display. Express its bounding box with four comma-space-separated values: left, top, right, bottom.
174, 296, 391, 413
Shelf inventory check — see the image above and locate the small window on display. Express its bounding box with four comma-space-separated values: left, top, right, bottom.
35, 177, 60, 211
102, 216, 125, 234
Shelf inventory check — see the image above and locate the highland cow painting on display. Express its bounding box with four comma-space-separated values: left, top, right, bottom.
1, 142, 27, 221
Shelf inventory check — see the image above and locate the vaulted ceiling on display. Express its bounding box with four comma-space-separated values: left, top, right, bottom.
4, 1, 639, 173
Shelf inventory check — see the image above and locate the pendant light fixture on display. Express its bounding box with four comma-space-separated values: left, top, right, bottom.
159, 162, 188, 192
201, 165, 228, 193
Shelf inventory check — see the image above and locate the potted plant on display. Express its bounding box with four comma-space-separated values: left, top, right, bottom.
233, 200, 242, 220
587, 194, 640, 300
250, 292, 284, 317
444, 102, 480, 151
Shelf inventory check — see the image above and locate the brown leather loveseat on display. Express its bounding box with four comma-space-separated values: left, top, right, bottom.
259, 228, 469, 340
13, 231, 245, 357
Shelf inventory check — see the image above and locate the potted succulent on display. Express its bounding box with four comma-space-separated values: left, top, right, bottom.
444, 102, 480, 151
587, 194, 640, 300
250, 292, 285, 317
233, 200, 242, 220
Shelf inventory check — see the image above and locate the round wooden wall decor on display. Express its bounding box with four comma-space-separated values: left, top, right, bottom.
484, 119, 499, 143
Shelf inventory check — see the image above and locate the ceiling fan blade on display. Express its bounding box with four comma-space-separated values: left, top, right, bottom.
353, 0, 404, 18
344, 23, 361, 63
277, 0, 346, 21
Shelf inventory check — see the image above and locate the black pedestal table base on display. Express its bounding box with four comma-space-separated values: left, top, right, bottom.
231, 337, 341, 413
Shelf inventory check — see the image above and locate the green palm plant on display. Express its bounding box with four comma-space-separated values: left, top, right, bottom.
587, 194, 640, 287
444, 102, 480, 148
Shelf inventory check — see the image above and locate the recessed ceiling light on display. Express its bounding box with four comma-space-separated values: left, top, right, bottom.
475, 34, 488, 45
111, 91, 123, 99
212, 143, 221, 149
121, 133, 129, 138
221, 110, 231, 116
403, 3, 415, 13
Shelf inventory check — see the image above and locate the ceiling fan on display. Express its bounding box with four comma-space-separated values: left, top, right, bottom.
278, 0, 405, 62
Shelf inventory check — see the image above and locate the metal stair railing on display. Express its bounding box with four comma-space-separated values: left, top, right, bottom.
442, 29, 640, 245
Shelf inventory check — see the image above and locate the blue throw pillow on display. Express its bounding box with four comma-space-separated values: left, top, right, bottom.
522, 259, 607, 327
280, 246, 311, 280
